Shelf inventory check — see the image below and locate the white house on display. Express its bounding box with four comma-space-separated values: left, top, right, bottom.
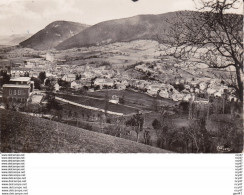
199, 82, 208, 91
116, 83, 126, 90
159, 89, 169, 99
195, 88, 200, 93
207, 88, 217, 95
172, 93, 185, 101
71, 81, 82, 89
182, 94, 192, 102
62, 74, 76, 82
121, 79, 129, 87
109, 95, 119, 104
185, 84, 191, 90
213, 91, 222, 97
54, 83, 60, 92
147, 84, 161, 96
94, 78, 114, 88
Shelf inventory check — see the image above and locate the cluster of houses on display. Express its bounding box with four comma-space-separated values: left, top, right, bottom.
134, 62, 233, 102
1, 54, 235, 109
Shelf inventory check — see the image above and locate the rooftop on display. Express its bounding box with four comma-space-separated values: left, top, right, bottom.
3, 84, 30, 89
10, 77, 31, 82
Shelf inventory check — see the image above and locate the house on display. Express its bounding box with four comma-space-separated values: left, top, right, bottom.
175, 78, 180, 85
182, 94, 192, 102
159, 89, 169, 99
195, 88, 200, 93
10, 77, 32, 86
94, 78, 114, 88
179, 78, 185, 84
137, 80, 148, 90
54, 83, 60, 92
109, 95, 119, 104
71, 79, 91, 89
46, 72, 58, 78
71, 80, 82, 89
199, 82, 208, 91
207, 88, 217, 95
185, 84, 191, 90
191, 81, 199, 87
172, 93, 185, 101
3, 84, 31, 104
46, 53, 55, 62
94, 78, 105, 86
147, 84, 161, 96
207, 84, 227, 96
116, 83, 126, 90
121, 79, 129, 87
81, 78, 92, 87
128, 79, 138, 88
3, 77, 33, 106
62, 74, 76, 82
214, 91, 222, 97
11, 68, 31, 78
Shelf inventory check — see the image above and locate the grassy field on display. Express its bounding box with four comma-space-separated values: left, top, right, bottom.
56, 93, 139, 115
0, 109, 169, 153
88, 89, 175, 110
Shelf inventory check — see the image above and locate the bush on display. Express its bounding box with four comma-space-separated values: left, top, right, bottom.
119, 97, 125, 104
179, 101, 189, 112
106, 118, 111, 123
152, 119, 162, 130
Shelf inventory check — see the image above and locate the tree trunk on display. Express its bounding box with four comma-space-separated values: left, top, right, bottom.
136, 132, 139, 142
186, 139, 188, 153
236, 67, 243, 102
222, 98, 225, 114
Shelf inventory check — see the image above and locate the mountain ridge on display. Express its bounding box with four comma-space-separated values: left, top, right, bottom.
19, 20, 90, 50
55, 11, 196, 50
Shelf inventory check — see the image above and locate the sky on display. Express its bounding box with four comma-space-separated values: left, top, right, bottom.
0, 0, 243, 36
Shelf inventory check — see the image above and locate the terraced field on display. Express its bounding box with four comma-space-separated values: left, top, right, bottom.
0, 109, 169, 153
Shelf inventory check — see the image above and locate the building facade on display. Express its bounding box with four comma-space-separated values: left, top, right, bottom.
3, 84, 31, 103
2, 77, 33, 106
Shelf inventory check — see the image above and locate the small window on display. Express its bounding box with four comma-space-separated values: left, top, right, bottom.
18, 90, 21, 95
13, 90, 16, 95
9, 90, 12, 95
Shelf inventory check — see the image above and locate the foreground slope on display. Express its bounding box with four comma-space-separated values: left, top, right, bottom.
0, 109, 169, 153
19, 21, 89, 50
56, 11, 195, 50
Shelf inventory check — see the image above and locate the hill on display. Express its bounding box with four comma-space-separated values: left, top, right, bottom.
56, 11, 195, 50
0, 34, 32, 46
0, 109, 169, 153
19, 21, 89, 50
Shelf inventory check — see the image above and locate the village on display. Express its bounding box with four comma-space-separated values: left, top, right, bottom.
1, 40, 237, 104
0, 39, 242, 153
0, 48, 235, 111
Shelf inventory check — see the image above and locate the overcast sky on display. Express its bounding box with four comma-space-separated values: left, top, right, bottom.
0, 0, 242, 36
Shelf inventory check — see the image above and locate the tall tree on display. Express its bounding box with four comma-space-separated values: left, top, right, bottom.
162, 0, 243, 101
0, 71, 10, 86
38, 71, 46, 84
104, 89, 109, 118
126, 113, 144, 142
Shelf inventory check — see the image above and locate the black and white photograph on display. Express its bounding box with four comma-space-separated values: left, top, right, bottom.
0, 0, 243, 153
